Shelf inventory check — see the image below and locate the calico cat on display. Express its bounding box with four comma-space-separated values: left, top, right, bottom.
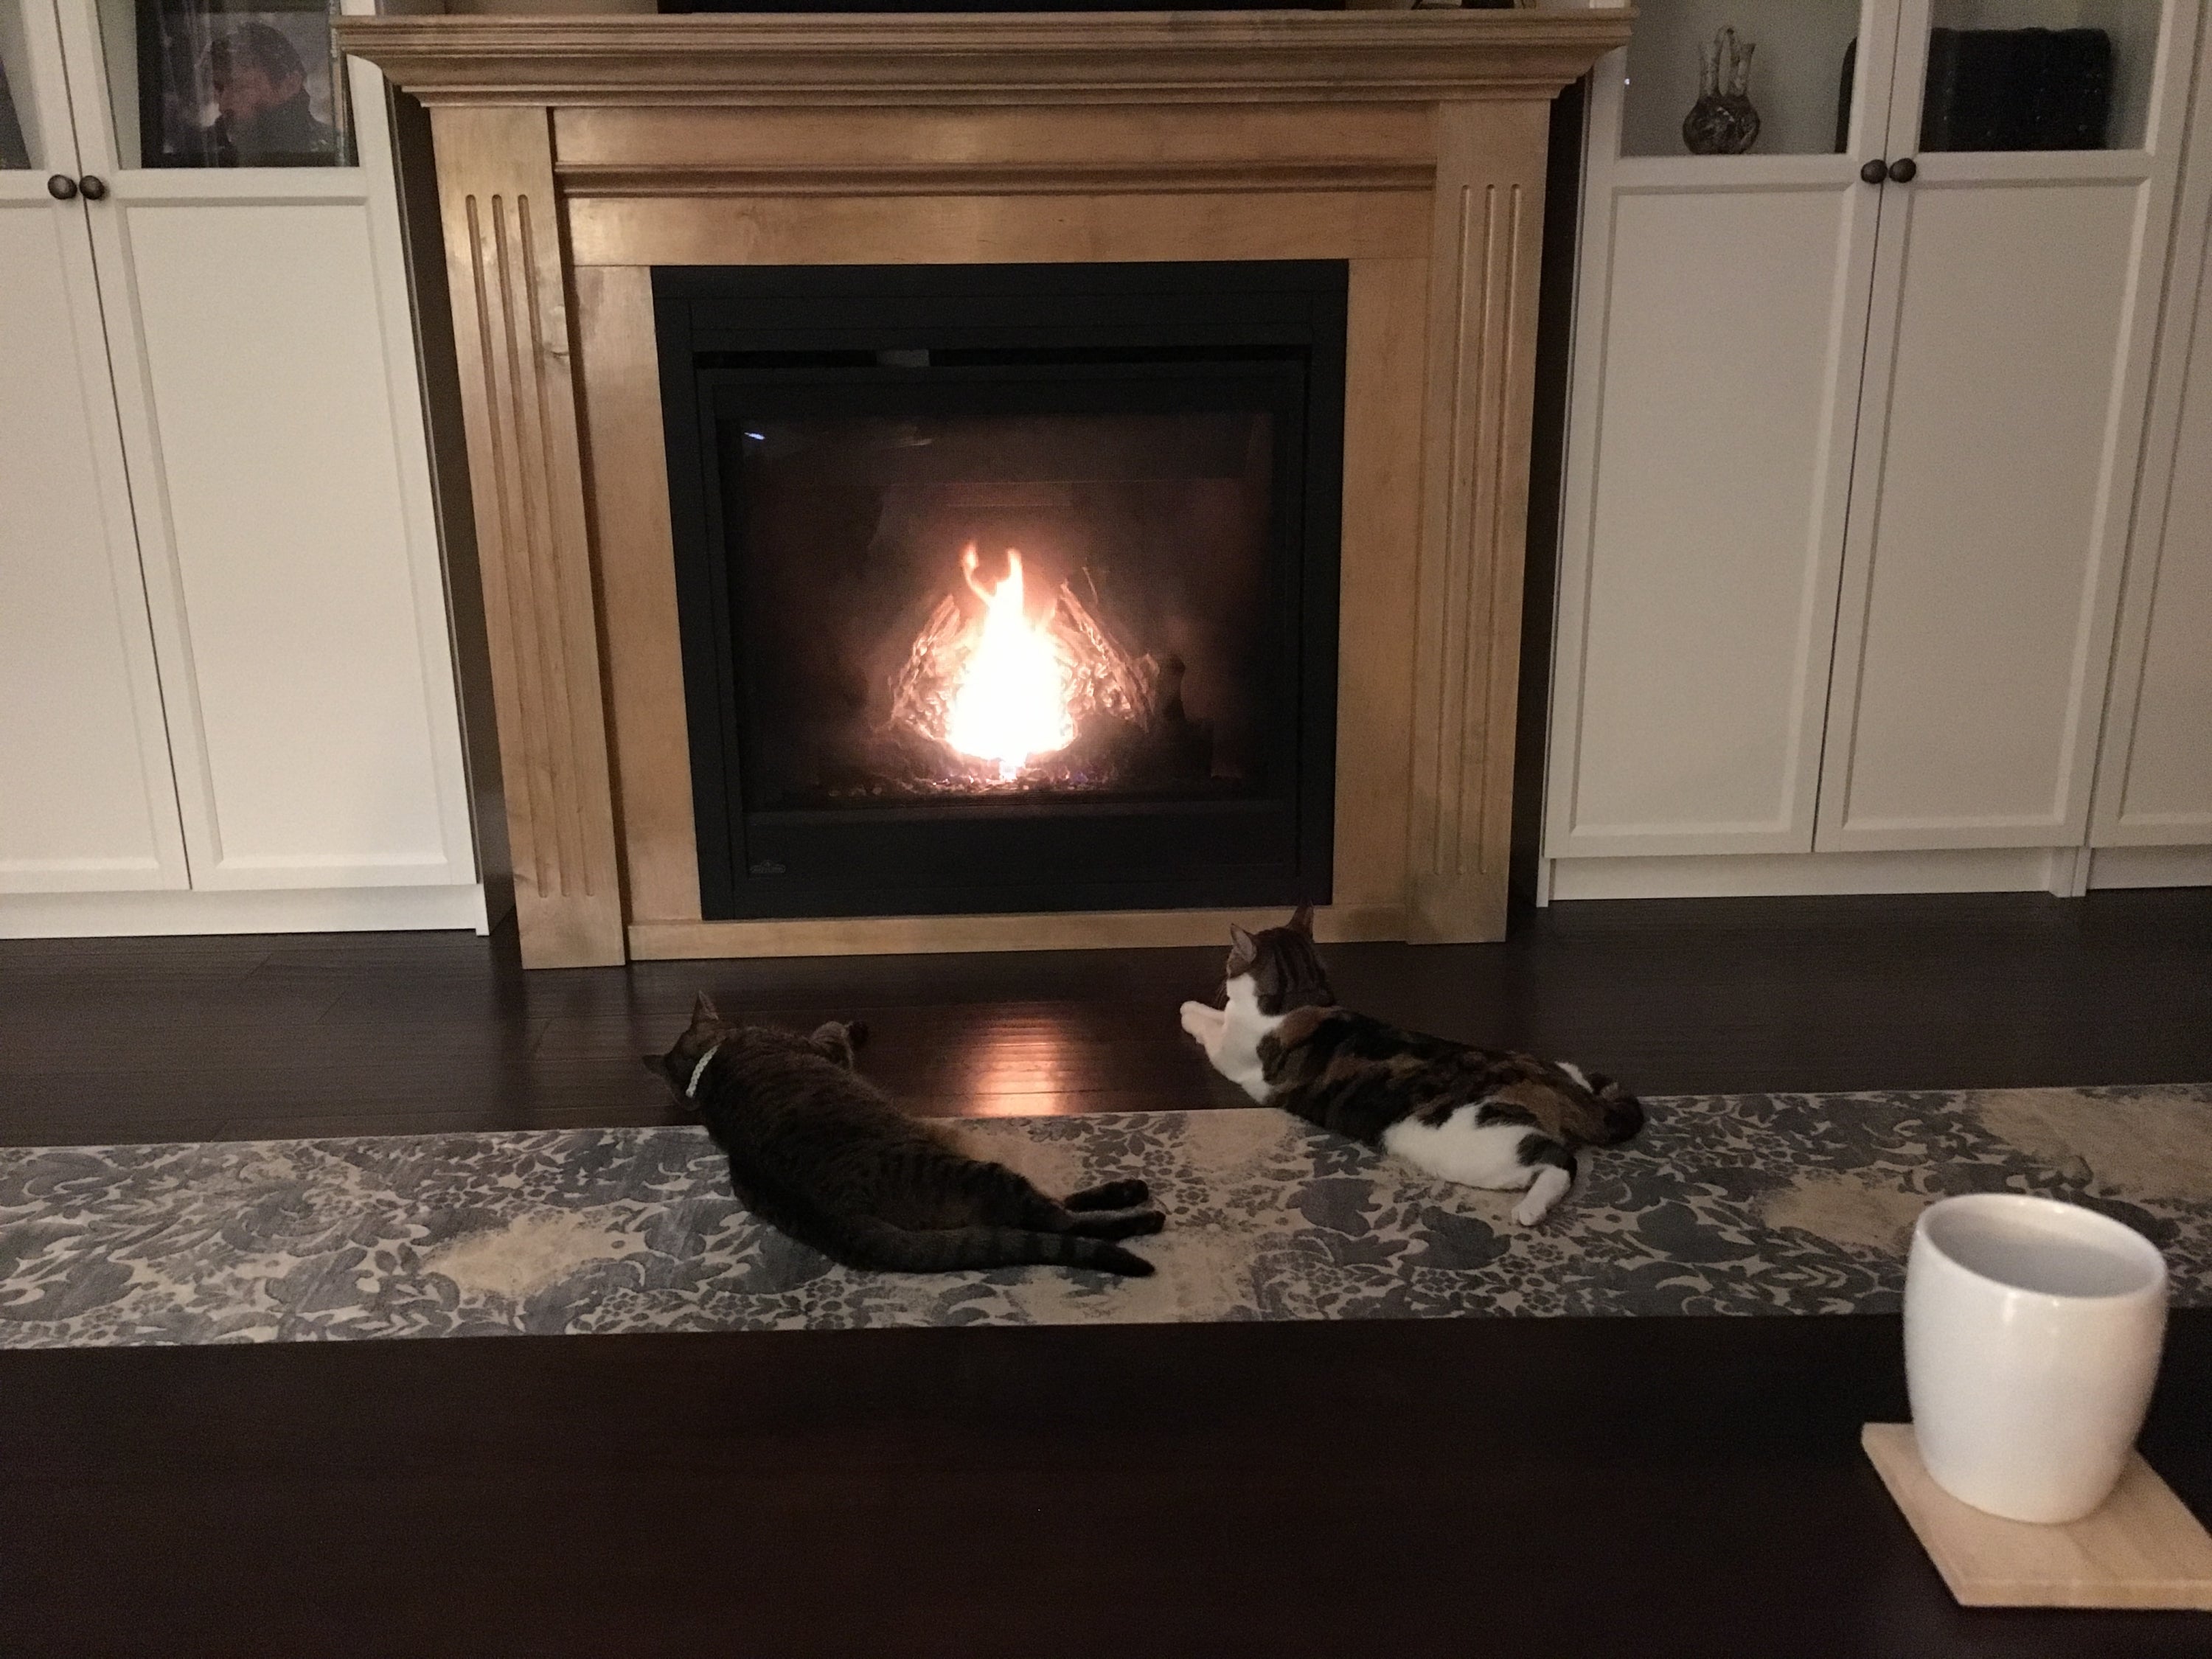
647, 995, 1165, 1276
1178, 908, 1645, 1226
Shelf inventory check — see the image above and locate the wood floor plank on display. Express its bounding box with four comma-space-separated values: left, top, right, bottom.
1, 889, 2206, 1146
3, 1312, 2208, 1657
2, 892, 2208, 1653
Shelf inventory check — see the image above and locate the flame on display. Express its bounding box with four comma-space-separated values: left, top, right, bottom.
941, 544, 1075, 780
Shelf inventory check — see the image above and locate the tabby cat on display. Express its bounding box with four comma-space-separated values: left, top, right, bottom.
648, 995, 1165, 1276
1178, 908, 1646, 1225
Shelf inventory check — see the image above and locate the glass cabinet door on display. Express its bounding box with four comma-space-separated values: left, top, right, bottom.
0, 0, 52, 168
1910, 0, 2167, 151
1621, 1, 1877, 156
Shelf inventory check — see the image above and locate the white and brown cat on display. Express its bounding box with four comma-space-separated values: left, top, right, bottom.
1179, 907, 1646, 1225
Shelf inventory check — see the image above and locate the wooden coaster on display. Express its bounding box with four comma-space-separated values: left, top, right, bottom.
1863, 1424, 2212, 1610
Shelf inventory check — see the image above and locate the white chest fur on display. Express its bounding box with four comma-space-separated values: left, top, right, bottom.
1178, 975, 1281, 1102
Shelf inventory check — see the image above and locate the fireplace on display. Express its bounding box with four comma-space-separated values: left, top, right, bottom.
338, 8, 1630, 964
657, 262, 1346, 919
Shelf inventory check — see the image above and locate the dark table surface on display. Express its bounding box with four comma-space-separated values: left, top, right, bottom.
4, 1310, 2208, 1658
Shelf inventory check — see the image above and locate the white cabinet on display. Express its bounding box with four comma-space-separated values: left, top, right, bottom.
0, 0, 187, 895
1544, 0, 2211, 897
0, 0, 484, 934
2092, 27, 2212, 858
1548, 1, 1902, 859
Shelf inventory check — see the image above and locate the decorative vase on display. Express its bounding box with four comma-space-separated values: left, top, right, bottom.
1683, 27, 1761, 156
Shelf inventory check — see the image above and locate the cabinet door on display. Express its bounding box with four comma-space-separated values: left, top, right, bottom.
1818, 0, 2197, 851
0, 0, 188, 894
49, 0, 477, 891
2093, 7, 2212, 847
1546, 1, 1902, 858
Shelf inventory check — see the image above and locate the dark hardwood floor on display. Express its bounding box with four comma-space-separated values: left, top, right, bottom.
1, 888, 2206, 1147
7, 1310, 2211, 1658
4, 889, 2209, 1655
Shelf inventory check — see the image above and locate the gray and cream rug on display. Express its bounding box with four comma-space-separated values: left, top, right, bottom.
4, 1083, 2211, 1347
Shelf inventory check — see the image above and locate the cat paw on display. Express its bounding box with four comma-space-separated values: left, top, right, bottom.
1179, 1000, 1223, 1042
1073, 1206, 1169, 1242
1512, 1166, 1574, 1227
1066, 1178, 1150, 1211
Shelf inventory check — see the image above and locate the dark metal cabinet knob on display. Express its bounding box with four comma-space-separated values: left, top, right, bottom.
1888, 157, 1917, 183
46, 173, 77, 200
78, 175, 108, 201
1860, 159, 1888, 184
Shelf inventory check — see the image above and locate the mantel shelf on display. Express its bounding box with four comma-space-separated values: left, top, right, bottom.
335, 10, 1632, 107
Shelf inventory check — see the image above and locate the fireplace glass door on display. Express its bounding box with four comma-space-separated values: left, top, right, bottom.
658, 262, 1343, 919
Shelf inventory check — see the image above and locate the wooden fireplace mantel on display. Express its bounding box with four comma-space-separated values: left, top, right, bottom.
340, 8, 1630, 968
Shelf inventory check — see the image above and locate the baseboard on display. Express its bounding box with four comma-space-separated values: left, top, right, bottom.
1545, 848, 2060, 901
0, 884, 490, 939
628, 902, 1412, 961
2089, 846, 2212, 890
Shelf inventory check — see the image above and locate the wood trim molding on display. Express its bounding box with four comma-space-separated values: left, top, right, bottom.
563, 190, 1430, 268
573, 264, 697, 928
337, 12, 1631, 107
630, 904, 1413, 962
428, 105, 626, 967
557, 159, 1435, 199
1407, 100, 1546, 942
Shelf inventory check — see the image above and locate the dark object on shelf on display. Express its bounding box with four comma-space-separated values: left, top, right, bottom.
663, 0, 1343, 10
1683, 26, 1760, 156
1837, 38, 1858, 152
0, 57, 29, 170
1837, 27, 2112, 153
1924, 27, 2112, 151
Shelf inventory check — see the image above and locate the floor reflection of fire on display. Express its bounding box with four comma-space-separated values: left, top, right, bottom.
853, 542, 1213, 799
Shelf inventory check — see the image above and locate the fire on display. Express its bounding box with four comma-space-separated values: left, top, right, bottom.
940, 544, 1076, 780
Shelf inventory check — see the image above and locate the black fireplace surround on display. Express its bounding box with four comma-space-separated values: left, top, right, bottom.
658, 261, 1346, 920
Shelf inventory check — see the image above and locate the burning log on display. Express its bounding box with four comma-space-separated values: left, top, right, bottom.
873, 549, 1212, 793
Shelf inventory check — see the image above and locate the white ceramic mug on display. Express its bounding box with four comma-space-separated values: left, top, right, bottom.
1904, 1193, 2168, 1523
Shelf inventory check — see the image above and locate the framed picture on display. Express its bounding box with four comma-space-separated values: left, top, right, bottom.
137, 0, 352, 168
0, 55, 32, 170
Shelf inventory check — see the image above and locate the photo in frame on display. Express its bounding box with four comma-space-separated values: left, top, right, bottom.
0, 55, 32, 169
137, 0, 352, 167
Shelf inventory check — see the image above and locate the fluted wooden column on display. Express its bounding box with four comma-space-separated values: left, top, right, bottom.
1406, 99, 1550, 942
429, 105, 626, 967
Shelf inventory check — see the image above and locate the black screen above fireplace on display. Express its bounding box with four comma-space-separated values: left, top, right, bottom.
657, 261, 1344, 920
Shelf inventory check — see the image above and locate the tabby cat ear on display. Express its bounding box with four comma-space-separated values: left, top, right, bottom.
690, 991, 720, 1024
1289, 903, 1315, 936
1228, 923, 1257, 957
808, 1020, 858, 1068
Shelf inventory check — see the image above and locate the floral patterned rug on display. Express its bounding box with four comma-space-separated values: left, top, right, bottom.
4, 1084, 2211, 1346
